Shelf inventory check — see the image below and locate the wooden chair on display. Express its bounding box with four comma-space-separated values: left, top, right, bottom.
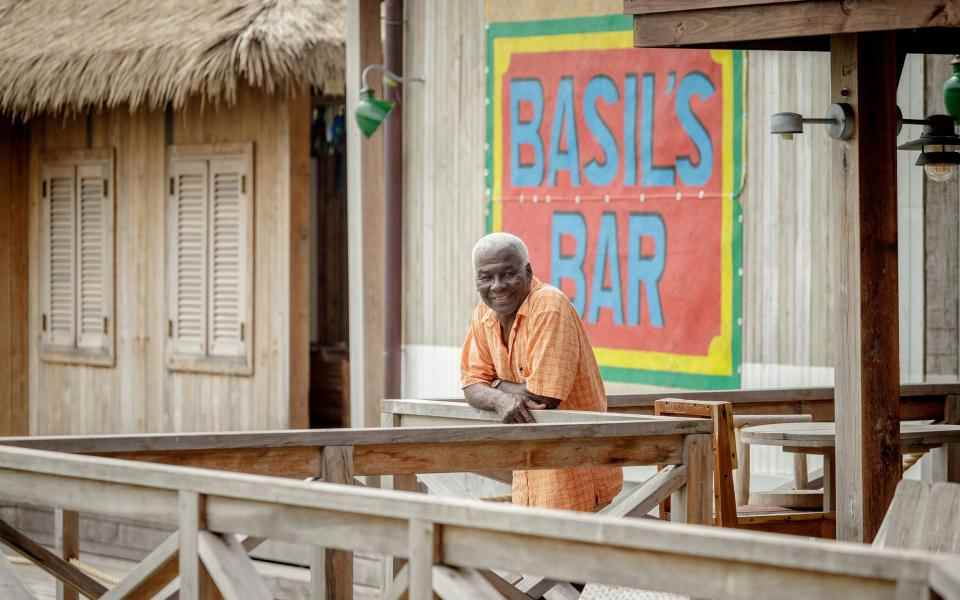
654, 398, 835, 538
874, 479, 960, 552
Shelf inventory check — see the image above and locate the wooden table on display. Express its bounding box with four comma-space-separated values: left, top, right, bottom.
740, 422, 960, 511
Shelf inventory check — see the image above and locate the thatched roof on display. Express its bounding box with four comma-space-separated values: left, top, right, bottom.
0, 0, 345, 118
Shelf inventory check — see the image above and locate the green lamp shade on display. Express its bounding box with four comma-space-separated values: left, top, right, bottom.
355, 88, 395, 138
945, 56, 960, 123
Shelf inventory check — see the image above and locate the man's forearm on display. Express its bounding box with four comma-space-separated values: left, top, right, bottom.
495, 380, 561, 409
463, 382, 510, 413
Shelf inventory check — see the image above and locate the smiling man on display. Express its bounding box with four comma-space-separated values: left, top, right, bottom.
460, 232, 623, 511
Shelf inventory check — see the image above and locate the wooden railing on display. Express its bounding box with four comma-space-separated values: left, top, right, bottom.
420, 382, 960, 421
0, 411, 713, 598
0, 444, 950, 600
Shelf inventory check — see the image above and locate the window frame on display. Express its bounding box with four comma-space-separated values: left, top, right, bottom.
165, 143, 255, 376
39, 148, 116, 368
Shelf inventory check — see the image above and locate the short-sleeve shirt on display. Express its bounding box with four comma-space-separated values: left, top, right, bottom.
460, 277, 623, 511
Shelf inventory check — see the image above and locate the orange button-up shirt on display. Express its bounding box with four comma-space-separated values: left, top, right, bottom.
460, 277, 623, 511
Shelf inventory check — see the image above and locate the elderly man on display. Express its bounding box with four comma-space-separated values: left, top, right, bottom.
460, 232, 623, 511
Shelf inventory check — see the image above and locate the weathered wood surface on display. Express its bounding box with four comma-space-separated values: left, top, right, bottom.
0, 120, 29, 439
873, 480, 960, 553
0, 419, 710, 453
601, 465, 687, 519
0, 519, 106, 599
832, 32, 902, 544
0, 445, 945, 600
741, 422, 960, 450
99, 532, 179, 600
930, 556, 960, 600
0, 551, 34, 600
628, 0, 960, 49
28, 90, 308, 437
601, 383, 960, 421
53, 509, 78, 600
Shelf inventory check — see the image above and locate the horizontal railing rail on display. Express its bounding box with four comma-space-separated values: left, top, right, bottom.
0, 444, 947, 600
410, 382, 960, 421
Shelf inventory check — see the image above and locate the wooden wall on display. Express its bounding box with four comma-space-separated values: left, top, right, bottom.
26, 87, 310, 435
0, 120, 29, 435
396, 2, 933, 397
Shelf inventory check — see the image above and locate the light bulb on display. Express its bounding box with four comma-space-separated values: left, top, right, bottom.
924, 162, 957, 182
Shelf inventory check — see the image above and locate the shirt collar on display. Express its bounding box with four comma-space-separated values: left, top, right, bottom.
482, 277, 543, 327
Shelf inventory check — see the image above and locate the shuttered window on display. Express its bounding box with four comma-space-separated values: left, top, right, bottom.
166, 145, 253, 375
40, 151, 115, 366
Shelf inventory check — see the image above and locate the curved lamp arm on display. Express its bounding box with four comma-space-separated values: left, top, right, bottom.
360, 64, 425, 91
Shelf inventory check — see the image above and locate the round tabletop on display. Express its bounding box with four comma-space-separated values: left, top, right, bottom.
740, 421, 960, 449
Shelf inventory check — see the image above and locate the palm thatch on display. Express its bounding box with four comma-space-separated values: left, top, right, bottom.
0, 0, 345, 118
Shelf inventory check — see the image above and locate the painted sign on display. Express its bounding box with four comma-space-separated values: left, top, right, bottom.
486, 16, 743, 388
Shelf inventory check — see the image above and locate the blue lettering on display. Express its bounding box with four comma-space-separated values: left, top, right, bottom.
624, 74, 638, 186
676, 72, 715, 186
509, 79, 545, 187
583, 76, 619, 187
546, 77, 581, 187
550, 212, 587, 316
641, 74, 675, 187
627, 214, 666, 328
587, 213, 624, 325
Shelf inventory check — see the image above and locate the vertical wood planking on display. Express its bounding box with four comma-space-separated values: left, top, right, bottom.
54, 509, 78, 600
0, 120, 29, 437
831, 32, 902, 543
924, 54, 960, 380
288, 88, 312, 429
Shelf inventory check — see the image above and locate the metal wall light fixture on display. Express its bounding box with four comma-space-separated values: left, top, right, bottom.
354, 64, 425, 138
770, 103, 854, 140
897, 113, 960, 183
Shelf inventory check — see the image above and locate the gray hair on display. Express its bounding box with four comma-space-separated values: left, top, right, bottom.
472, 232, 529, 270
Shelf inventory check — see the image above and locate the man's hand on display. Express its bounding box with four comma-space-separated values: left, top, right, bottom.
495, 394, 546, 424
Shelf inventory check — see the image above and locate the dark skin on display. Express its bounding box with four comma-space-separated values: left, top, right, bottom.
463, 244, 563, 423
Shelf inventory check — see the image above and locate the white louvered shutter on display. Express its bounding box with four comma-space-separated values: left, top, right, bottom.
43, 164, 77, 347
207, 158, 248, 358
76, 163, 112, 351
169, 160, 209, 356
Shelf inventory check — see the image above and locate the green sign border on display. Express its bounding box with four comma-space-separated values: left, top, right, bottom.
485, 15, 743, 390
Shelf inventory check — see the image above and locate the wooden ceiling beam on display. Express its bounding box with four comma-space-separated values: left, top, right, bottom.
630, 0, 960, 49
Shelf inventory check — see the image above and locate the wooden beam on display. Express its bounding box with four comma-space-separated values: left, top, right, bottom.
0, 419, 710, 453
198, 532, 271, 600
382, 563, 409, 600
94, 446, 324, 479
630, 0, 960, 48
624, 0, 803, 14
0, 519, 106, 599
600, 465, 687, 518
831, 32, 902, 543
99, 532, 179, 600
353, 434, 686, 475
54, 509, 78, 600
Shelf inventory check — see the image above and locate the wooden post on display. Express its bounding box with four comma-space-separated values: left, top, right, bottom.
671, 434, 713, 525
54, 509, 78, 600
831, 32, 902, 543
407, 519, 436, 600
926, 395, 960, 483
317, 446, 355, 600
179, 491, 202, 600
